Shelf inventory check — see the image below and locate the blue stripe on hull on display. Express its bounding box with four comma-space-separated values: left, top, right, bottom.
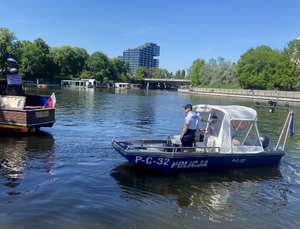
114, 149, 284, 171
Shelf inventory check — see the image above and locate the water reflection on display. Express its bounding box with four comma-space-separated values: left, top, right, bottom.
0, 132, 55, 194
111, 163, 285, 222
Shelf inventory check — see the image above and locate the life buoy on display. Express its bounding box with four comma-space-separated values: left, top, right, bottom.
232, 120, 249, 130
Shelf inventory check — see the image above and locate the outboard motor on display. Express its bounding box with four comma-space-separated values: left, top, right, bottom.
268, 100, 277, 113
260, 134, 269, 148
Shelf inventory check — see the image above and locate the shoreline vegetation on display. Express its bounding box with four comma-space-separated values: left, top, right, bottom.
178, 88, 300, 103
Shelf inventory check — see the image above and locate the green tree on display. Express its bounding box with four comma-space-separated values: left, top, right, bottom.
285, 38, 300, 65
153, 68, 168, 79
193, 57, 237, 86
237, 46, 280, 89
214, 57, 237, 85
73, 47, 89, 76
52, 46, 88, 78
0, 28, 18, 72
200, 59, 217, 85
109, 58, 131, 82
188, 59, 205, 86
145, 67, 156, 78
174, 70, 181, 79
283, 38, 300, 89
134, 66, 146, 81
221, 62, 237, 85
79, 69, 94, 79
271, 52, 297, 90
86, 51, 110, 81
180, 69, 186, 79
20, 38, 54, 80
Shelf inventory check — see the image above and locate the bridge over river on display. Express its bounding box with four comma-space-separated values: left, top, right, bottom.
141, 78, 190, 90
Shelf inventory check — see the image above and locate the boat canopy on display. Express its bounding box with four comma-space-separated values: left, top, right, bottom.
193, 104, 263, 154
194, 104, 257, 121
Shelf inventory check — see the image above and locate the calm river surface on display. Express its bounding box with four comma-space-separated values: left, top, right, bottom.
1, 87, 300, 229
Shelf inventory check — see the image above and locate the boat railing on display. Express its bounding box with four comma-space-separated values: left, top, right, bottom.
251, 104, 294, 150
162, 145, 221, 153
112, 138, 221, 154
125, 145, 221, 154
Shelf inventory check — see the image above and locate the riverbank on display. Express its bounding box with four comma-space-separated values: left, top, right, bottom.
179, 88, 300, 104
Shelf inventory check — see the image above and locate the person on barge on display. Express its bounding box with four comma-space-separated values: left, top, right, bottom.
5, 57, 24, 96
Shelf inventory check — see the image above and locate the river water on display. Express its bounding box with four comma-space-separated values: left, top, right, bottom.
1, 87, 300, 229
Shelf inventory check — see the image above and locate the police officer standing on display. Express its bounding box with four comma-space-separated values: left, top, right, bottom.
180, 104, 211, 152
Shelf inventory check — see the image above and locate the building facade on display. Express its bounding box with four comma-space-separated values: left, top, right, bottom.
120, 42, 160, 75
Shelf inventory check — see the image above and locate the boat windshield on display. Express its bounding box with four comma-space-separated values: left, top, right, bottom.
230, 120, 263, 153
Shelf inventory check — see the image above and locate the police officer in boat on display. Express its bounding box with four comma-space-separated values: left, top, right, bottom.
180, 104, 211, 152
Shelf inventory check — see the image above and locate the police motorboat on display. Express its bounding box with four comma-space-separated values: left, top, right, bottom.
111, 104, 294, 171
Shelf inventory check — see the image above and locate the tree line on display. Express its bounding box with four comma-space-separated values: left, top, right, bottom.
1, 27, 300, 90
0, 27, 179, 84
188, 39, 300, 90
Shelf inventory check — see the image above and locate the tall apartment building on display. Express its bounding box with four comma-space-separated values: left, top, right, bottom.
120, 42, 160, 75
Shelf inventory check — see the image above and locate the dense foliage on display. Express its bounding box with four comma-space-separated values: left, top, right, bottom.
0, 28, 134, 83
1, 27, 300, 90
237, 45, 300, 90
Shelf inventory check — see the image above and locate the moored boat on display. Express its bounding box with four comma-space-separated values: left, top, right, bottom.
112, 104, 294, 171
0, 93, 56, 133
114, 82, 130, 89
37, 84, 48, 88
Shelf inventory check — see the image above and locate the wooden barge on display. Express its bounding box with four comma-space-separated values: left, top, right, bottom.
0, 94, 55, 133
0, 78, 55, 133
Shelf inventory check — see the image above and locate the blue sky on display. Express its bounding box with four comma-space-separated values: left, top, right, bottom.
1, 0, 299, 73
